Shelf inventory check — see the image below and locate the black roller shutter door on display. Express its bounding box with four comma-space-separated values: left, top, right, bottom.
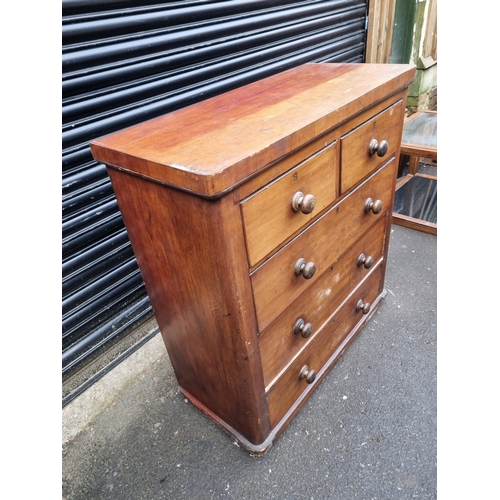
62, 0, 368, 405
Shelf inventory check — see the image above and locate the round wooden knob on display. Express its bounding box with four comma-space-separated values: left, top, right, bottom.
293, 318, 313, 338
356, 299, 371, 315
294, 258, 316, 279
357, 253, 374, 269
364, 198, 383, 214
368, 139, 389, 157
291, 192, 316, 214
299, 365, 317, 384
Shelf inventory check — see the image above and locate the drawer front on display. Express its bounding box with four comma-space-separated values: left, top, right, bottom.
267, 265, 383, 427
251, 157, 396, 332
241, 141, 338, 267
259, 215, 387, 391
340, 100, 403, 194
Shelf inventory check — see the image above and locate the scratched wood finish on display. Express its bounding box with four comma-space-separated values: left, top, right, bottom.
89, 63, 415, 453
90, 63, 415, 198
259, 215, 387, 391
251, 158, 397, 333
241, 141, 338, 267
267, 265, 384, 427
340, 100, 404, 194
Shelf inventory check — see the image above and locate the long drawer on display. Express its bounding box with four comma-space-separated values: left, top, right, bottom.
251, 157, 396, 332
259, 214, 387, 391
266, 264, 384, 427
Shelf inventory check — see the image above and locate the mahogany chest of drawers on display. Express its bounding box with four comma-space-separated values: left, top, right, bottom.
90, 63, 415, 454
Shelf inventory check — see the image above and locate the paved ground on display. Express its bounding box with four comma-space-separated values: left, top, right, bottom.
62, 224, 437, 500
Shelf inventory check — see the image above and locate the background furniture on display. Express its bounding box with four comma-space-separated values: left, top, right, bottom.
393, 110, 437, 234
90, 63, 415, 454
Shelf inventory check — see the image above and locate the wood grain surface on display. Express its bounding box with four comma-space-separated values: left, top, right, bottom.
90, 63, 415, 197
266, 265, 384, 427
340, 100, 404, 193
251, 158, 397, 332
241, 140, 338, 266
106, 169, 271, 445
259, 215, 387, 390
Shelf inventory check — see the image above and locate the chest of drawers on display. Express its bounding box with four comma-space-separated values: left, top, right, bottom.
90, 63, 415, 454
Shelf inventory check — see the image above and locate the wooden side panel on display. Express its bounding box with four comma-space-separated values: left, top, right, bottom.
106, 168, 271, 445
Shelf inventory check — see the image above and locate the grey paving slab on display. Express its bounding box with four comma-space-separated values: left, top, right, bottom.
62, 224, 437, 500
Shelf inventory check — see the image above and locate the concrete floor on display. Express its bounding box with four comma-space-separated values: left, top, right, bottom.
62, 224, 437, 500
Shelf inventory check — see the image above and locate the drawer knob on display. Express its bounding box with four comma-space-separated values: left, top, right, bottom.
364, 198, 383, 214
291, 191, 316, 214
299, 365, 317, 384
294, 258, 316, 279
357, 253, 374, 269
294, 318, 313, 338
368, 139, 389, 157
356, 299, 371, 315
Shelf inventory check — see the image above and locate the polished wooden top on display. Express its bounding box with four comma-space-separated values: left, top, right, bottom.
90, 63, 415, 198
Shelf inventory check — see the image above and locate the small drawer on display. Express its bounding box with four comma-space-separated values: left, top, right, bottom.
251, 157, 396, 332
241, 141, 338, 267
266, 265, 383, 428
340, 100, 404, 194
259, 215, 387, 391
